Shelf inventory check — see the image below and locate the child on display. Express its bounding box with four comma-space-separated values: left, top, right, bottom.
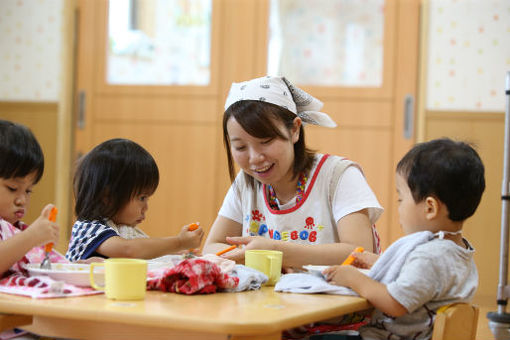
203, 75, 383, 268
65, 138, 204, 261
0, 119, 61, 278
0, 119, 62, 340
323, 138, 484, 340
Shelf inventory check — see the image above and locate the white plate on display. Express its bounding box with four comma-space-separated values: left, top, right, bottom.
303, 265, 329, 277
26, 263, 105, 287
303, 265, 370, 278
148, 254, 183, 267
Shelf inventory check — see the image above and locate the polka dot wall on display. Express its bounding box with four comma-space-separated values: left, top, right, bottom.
1, 0, 508, 109
426, 0, 510, 111
0, 0, 63, 101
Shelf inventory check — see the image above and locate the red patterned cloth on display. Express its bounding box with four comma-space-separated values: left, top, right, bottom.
146, 258, 239, 295
0, 273, 100, 298
282, 310, 370, 339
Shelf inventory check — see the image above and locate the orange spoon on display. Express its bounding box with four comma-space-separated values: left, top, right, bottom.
184, 223, 201, 256
216, 245, 237, 256
40, 207, 57, 269
341, 247, 364, 266
188, 223, 199, 231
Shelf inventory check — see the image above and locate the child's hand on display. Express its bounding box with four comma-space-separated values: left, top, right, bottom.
323, 265, 359, 287
351, 251, 379, 269
178, 223, 204, 250
27, 204, 59, 247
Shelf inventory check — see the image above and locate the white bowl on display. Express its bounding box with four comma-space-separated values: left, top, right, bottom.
303, 265, 370, 278
303, 265, 330, 278
26, 263, 105, 287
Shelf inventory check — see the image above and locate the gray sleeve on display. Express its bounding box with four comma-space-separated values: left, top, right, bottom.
386, 252, 442, 313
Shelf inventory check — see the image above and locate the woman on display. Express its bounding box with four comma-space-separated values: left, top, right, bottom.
203, 76, 383, 269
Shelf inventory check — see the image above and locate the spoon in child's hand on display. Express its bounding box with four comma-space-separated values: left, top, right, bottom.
40, 207, 57, 270
183, 223, 200, 259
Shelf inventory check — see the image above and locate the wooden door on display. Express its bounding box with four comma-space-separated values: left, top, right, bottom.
74, 0, 419, 250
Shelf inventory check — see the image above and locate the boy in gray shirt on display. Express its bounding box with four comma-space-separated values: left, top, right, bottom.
324, 138, 485, 340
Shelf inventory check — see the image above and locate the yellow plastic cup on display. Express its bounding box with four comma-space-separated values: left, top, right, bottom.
245, 250, 283, 286
90, 258, 148, 300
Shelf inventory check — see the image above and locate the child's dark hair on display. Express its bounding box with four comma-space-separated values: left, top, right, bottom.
0, 119, 44, 183
223, 100, 315, 187
397, 138, 485, 221
74, 138, 159, 220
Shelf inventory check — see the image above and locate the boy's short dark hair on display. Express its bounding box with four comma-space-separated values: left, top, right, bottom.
397, 138, 485, 221
0, 119, 44, 183
223, 100, 315, 187
74, 138, 159, 221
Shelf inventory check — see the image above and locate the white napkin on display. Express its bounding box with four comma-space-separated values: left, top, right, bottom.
275, 231, 434, 295
227, 265, 268, 292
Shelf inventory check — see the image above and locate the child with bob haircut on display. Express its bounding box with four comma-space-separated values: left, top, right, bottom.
0, 119, 61, 278
323, 138, 485, 340
65, 138, 204, 261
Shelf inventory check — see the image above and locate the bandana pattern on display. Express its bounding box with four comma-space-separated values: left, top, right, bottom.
224, 76, 337, 128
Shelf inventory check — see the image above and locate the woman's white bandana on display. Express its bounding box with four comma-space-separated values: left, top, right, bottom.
224, 76, 337, 128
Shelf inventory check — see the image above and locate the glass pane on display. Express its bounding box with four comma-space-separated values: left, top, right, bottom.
107, 0, 212, 86
267, 0, 384, 87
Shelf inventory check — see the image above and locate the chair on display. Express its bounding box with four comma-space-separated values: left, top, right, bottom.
431, 303, 479, 340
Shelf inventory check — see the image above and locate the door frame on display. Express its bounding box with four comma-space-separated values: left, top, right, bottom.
67, 0, 421, 249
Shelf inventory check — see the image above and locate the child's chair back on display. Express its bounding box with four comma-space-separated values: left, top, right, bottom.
432, 303, 479, 340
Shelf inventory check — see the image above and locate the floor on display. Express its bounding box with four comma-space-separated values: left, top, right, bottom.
475, 295, 500, 340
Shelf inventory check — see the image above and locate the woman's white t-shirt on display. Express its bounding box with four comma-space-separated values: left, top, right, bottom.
218, 154, 383, 247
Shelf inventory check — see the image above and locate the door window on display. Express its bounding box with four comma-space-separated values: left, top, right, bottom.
107, 0, 212, 85
267, 0, 385, 87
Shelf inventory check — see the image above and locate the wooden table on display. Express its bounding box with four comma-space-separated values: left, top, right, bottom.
0, 287, 371, 340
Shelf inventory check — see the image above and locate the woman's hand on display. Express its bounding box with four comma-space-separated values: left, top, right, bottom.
217, 246, 244, 263
218, 236, 278, 263
226, 235, 277, 250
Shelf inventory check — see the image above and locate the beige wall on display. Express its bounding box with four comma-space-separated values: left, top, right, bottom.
425, 111, 504, 298
0, 1, 74, 254
0, 102, 59, 239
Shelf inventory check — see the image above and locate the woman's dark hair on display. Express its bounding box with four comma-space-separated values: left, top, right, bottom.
0, 120, 44, 183
396, 138, 485, 221
74, 138, 159, 220
223, 100, 315, 187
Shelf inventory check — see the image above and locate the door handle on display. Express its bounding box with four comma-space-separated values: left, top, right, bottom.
77, 90, 86, 130
403, 94, 414, 139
